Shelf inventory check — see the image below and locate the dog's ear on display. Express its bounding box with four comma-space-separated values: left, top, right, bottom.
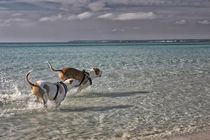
93, 68, 100, 75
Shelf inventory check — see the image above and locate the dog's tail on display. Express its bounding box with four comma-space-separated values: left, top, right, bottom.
47, 61, 63, 73
25, 71, 36, 87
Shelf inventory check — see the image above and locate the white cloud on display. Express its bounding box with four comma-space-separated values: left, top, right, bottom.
39, 12, 93, 22
77, 12, 92, 20
67, 15, 77, 21
39, 14, 62, 22
97, 13, 114, 19
10, 0, 206, 7
98, 12, 156, 21
101, 0, 208, 7
198, 20, 210, 25
16, 0, 89, 4
115, 12, 156, 20
175, 19, 187, 24
88, 1, 105, 11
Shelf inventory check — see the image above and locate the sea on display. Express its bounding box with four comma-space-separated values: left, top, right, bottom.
0, 40, 210, 140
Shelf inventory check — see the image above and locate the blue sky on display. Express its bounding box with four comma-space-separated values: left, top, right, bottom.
0, 0, 210, 42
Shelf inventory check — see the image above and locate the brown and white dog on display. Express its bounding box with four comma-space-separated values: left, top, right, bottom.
25, 71, 80, 107
47, 62, 102, 93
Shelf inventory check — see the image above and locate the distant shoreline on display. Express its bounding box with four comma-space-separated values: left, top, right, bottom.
0, 39, 210, 44
0, 40, 210, 48
68, 39, 210, 42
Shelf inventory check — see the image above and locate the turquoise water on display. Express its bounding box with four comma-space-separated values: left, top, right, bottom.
1, 41, 210, 139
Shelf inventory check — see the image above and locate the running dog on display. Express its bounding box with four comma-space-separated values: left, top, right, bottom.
25, 71, 80, 107
47, 62, 102, 93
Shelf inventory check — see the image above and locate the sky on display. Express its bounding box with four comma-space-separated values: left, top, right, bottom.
0, 0, 210, 42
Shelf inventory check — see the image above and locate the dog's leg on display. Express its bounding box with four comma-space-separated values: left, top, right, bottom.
76, 87, 82, 93
44, 101, 48, 108
76, 84, 88, 93
54, 99, 60, 108
76, 86, 84, 93
42, 98, 48, 108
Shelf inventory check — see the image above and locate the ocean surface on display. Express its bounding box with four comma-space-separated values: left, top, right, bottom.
0, 41, 210, 140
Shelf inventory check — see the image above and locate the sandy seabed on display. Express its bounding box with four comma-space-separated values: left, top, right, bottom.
162, 130, 210, 140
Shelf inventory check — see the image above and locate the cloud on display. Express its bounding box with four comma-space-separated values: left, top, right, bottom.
198, 20, 210, 25
39, 12, 93, 22
0, 1, 45, 11
67, 15, 77, 21
88, 1, 105, 11
102, 0, 210, 7
98, 12, 156, 21
77, 12, 92, 20
68, 12, 93, 20
1, 0, 210, 41
10, 0, 209, 7
115, 12, 156, 20
103, 0, 166, 6
39, 14, 62, 22
97, 13, 114, 19
175, 19, 187, 24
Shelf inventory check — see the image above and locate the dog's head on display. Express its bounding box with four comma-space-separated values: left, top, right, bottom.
64, 78, 80, 88
90, 68, 102, 78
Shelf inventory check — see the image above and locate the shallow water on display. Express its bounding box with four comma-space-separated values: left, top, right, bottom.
0, 41, 210, 139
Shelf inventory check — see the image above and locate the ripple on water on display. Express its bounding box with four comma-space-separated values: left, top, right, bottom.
1, 44, 210, 139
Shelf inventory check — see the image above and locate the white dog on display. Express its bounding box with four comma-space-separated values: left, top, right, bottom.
25, 71, 80, 107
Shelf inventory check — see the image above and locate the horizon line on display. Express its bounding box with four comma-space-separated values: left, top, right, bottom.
0, 38, 210, 43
